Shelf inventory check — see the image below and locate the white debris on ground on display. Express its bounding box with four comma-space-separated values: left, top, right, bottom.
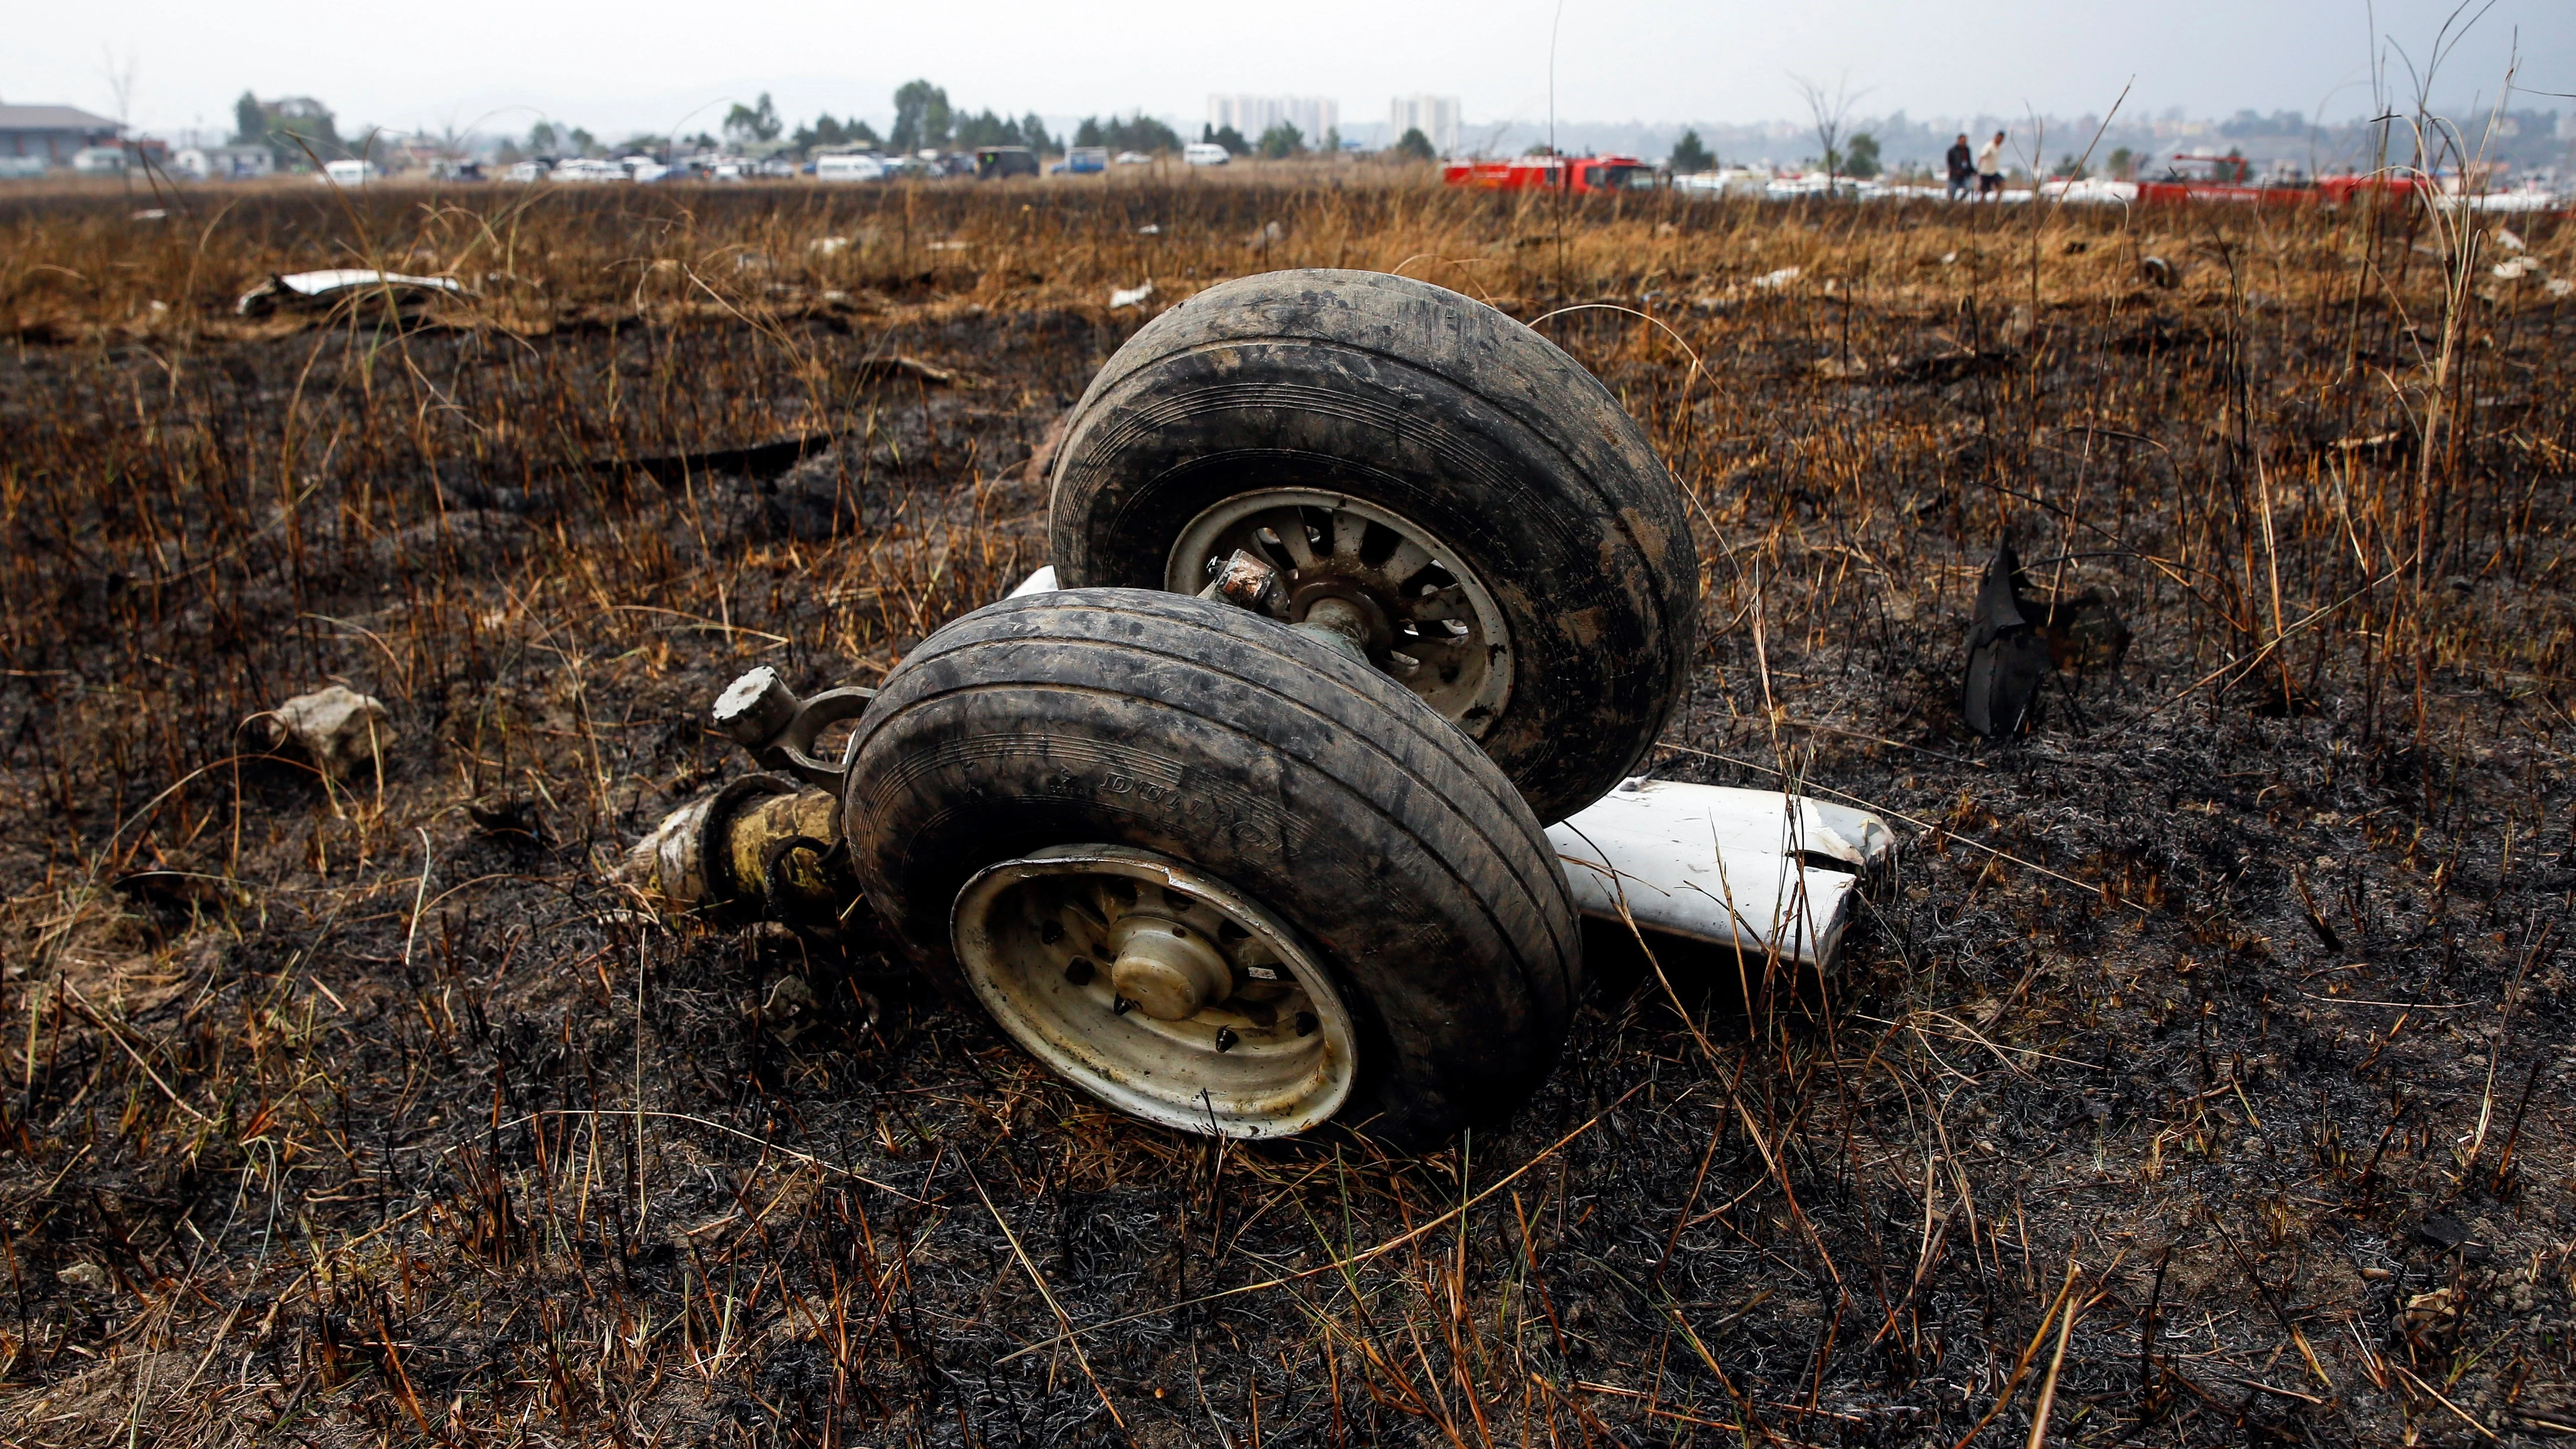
234, 270, 468, 317
1548, 779, 1895, 970
1109, 280, 1156, 309
1751, 266, 1802, 290
259, 686, 396, 780
2039, 177, 2141, 205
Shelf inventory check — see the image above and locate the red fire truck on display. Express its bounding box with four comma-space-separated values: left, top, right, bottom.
2131, 154, 2449, 210
1443, 154, 1660, 194
2132, 154, 2314, 207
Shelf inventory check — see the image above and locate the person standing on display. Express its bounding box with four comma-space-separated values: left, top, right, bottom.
1976, 129, 2007, 199
1945, 132, 1975, 201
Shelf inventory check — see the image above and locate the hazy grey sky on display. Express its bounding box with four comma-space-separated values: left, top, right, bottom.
10, 0, 2569, 140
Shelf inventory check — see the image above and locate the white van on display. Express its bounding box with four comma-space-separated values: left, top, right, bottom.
1183, 142, 1230, 167
322, 158, 378, 187
816, 153, 886, 183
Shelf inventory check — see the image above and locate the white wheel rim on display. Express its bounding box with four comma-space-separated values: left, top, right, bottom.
1165, 490, 1514, 737
951, 846, 1358, 1137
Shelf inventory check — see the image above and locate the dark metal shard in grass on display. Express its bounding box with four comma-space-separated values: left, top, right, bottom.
1961, 538, 2050, 738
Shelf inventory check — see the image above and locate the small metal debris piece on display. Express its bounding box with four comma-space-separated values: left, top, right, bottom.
234, 269, 469, 317
1961, 540, 2132, 737
1199, 548, 1283, 613
1961, 540, 2052, 738
254, 685, 396, 780
710, 665, 876, 790
1109, 280, 1156, 309
2139, 254, 2177, 289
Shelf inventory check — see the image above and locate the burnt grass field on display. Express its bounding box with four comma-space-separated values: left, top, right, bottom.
0, 174, 2573, 1447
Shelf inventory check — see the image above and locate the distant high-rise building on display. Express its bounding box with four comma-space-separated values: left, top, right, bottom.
1388, 95, 1461, 157
1208, 96, 1340, 147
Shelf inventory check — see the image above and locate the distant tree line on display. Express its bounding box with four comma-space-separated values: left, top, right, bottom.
795, 113, 882, 152
231, 93, 347, 168
1075, 113, 1183, 153
883, 80, 1054, 154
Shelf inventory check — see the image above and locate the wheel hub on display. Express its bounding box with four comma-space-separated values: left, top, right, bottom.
950, 846, 1358, 1137
1167, 491, 1514, 736
1107, 915, 1229, 1020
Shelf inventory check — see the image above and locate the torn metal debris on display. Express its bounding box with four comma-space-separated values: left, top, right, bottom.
234, 269, 470, 317
1961, 539, 2132, 738
1550, 778, 1893, 968
1962, 540, 2052, 738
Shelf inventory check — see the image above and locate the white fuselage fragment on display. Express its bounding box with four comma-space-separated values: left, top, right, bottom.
1549, 778, 1892, 969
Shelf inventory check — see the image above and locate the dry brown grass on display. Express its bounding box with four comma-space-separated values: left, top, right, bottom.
0, 174, 2572, 1446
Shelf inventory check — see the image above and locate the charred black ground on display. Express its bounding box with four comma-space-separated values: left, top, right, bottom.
1, 179, 2572, 1446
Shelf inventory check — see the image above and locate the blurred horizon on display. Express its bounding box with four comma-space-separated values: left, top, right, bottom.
10, 0, 2568, 154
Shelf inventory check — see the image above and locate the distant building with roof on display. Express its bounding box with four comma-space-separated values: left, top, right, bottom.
0, 104, 122, 168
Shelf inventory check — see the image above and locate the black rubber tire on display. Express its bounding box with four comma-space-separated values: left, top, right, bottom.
841, 588, 1581, 1145
1047, 268, 1699, 825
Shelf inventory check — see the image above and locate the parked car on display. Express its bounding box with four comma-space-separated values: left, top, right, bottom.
320, 158, 378, 187
1063, 146, 1109, 175
1183, 142, 1230, 167
975, 146, 1038, 180
816, 152, 887, 183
